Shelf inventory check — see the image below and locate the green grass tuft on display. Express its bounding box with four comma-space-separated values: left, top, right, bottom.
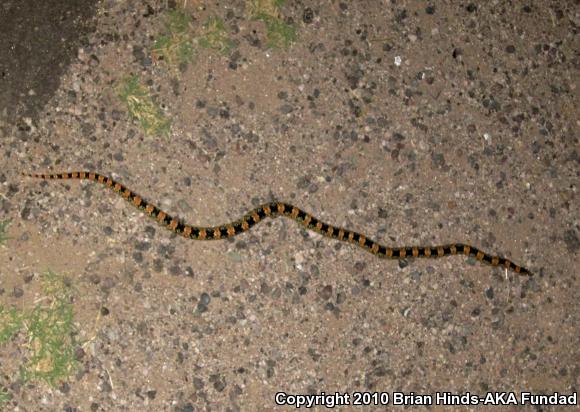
258, 13, 297, 48
152, 9, 195, 68
166, 9, 192, 34
0, 271, 81, 387
117, 75, 171, 136
21, 296, 77, 385
198, 16, 235, 55
0, 389, 9, 406
247, 0, 297, 48
0, 305, 22, 344
0, 219, 11, 245
152, 34, 195, 67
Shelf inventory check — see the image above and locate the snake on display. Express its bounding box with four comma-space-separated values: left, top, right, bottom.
24, 172, 533, 276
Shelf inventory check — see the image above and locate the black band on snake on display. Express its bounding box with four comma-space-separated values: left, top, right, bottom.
24, 172, 533, 276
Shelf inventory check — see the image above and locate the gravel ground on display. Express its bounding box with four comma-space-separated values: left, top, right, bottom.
0, 1, 578, 411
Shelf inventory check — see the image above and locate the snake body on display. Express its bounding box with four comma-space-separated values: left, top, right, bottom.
24, 172, 533, 276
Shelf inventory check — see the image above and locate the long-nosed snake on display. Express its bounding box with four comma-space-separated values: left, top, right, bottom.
24, 172, 533, 276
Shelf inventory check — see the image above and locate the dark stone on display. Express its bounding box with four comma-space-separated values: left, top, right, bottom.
303, 8, 314, 24
485, 287, 494, 300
